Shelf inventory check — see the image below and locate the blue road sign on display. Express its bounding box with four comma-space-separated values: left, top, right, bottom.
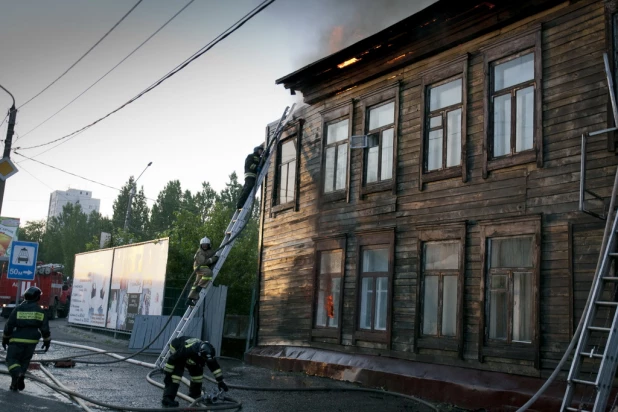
7, 240, 38, 280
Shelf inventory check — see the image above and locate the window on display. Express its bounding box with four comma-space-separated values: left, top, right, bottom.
271, 120, 303, 214
312, 236, 346, 341
483, 29, 542, 178
324, 119, 349, 194
479, 216, 540, 367
359, 84, 399, 196
354, 230, 394, 345
415, 224, 465, 356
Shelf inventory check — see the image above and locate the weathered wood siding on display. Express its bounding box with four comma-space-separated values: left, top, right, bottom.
258, 0, 617, 377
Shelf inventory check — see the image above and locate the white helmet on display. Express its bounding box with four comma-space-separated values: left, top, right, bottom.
200, 237, 211, 246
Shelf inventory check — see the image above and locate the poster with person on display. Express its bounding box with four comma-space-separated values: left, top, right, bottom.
0, 217, 20, 261
68, 249, 114, 327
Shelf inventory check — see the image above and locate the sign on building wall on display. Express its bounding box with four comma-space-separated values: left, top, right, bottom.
0, 217, 20, 261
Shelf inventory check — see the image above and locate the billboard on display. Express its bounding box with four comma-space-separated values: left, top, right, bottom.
106, 239, 168, 331
68, 249, 114, 327
0, 217, 20, 261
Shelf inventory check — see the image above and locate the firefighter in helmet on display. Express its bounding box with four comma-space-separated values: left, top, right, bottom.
236, 144, 265, 210
2, 286, 51, 391
186, 236, 219, 307
161, 336, 228, 407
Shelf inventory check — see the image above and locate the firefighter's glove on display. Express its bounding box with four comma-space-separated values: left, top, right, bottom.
42, 340, 51, 352
211, 256, 219, 265
2, 336, 8, 350
218, 380, 229, 392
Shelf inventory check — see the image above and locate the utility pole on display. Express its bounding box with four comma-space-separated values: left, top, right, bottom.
0, 84, 17, 216
123, 161, 152, 231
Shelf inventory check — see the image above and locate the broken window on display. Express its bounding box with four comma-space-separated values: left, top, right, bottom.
276, 138, 297, 205
323, 119, 349, 194
365, 101, 395, 185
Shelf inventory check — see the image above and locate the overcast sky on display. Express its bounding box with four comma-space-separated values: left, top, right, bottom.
0, 0, 436, 224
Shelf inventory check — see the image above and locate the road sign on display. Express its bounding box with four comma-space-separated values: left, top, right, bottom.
7, 240, 38, 280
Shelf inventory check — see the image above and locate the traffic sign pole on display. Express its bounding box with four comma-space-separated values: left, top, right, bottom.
8, 240, 39, 281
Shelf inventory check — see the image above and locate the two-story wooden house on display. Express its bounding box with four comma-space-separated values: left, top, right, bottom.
246, 0, 618, 409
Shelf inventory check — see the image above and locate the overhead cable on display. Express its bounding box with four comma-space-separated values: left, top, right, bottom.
17, 0, 195, 142
13, 0, 275, 152
19, 0, 143, 109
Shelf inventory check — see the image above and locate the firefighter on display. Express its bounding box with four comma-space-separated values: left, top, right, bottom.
2, 286, 51, 392
236, 144, 265, 210
161, 336, 228, 408
186, 237, 219, 307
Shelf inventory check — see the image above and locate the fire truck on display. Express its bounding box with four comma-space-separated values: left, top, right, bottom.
0, 263, 65, 319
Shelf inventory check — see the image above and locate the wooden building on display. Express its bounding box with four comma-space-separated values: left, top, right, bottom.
246, 0, 618, 409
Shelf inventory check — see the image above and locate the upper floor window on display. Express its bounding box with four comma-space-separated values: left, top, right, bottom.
365, 101, 395, 184
271, 119, 303, 214
324, 119, 349, 194
483, 29, 542, 178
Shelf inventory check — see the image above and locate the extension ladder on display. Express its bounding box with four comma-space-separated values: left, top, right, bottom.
561, 53, 618, 412
155, 104, 295, 369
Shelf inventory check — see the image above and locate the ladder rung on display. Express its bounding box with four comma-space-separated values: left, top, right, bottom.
566, 408, 590, 412
588, 326, 612, 332
609, 253, 618, 258
603, 276, 618, 282
596, 301, 618, 307
580, 351, 604, 359
572, 378, 596, 386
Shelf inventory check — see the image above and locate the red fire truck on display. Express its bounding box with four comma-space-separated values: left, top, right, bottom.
0, 263, 65, 319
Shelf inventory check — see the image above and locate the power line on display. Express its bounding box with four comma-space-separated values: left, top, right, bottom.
17, 0, 195, 142
18, 0, 143, 109
13, 0, 275, 153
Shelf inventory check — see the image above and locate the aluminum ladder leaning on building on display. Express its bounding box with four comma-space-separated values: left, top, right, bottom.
155, 104, 296, 370
561, 53, 618, 412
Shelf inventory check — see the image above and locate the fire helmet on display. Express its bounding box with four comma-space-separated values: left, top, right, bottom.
198, 341, 215, 361
24, 286, 42, 302
200, 237, 211, 247
254, 144, 264, 153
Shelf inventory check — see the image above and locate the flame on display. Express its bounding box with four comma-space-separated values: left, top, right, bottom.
387, 54, 406, 64
337, 57, 360, 69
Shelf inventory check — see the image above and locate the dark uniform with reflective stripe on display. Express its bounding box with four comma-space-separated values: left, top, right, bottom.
162, 336, 224, 403
236, 151, 262, 209
4, 301, 51, 381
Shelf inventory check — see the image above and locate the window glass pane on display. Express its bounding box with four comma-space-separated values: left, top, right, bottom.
324, 147, 335, 193
490, 237, 533, 268
315, 277, 327, 327
286, 160, 296, 203
375, 277, 388, 331
513, 272, 532, 342
515, 86, 534, 152
489, 274, 508, 340
442, 275, 458, 337
278, 165, 288, 204
427, 129, 443, 171
327, 119, 349, 145
422, 275, 438, 336
430, 79, 462, 111
493, 94, 511, 157
360, 277, 373, 329
446, 109, 462, 167
335, 143, 348, 190
328, 276, 342, 328
369, 102, 395, 130
320, 251, 342, 274
430, 116, 442, 128
381, 128, 394, 181
366, 146, 379, 183
424, 242, 459, 270
281, 139, 296, 163
494, 53, 534, 91
363, 248, 389, 272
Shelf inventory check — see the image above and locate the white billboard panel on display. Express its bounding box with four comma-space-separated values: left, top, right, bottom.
106, 239, 168, 331
68, 249, 114, 327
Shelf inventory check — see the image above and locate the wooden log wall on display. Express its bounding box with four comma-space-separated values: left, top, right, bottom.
258, 0, 618, 377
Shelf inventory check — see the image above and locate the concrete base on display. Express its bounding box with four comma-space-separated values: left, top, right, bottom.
245, 345, 568, 411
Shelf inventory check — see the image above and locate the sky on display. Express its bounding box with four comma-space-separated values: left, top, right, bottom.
0, 0, 436, 224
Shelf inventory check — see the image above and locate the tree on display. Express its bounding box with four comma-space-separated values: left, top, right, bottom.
19, 220, 46, 244
150, 180, 183, 234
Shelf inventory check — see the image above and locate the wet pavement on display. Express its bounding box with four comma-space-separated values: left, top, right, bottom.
0, 317, 456, 411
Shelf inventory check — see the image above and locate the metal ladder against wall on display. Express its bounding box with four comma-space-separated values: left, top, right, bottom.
561, 53, 618, 412
155, 104, 296, 369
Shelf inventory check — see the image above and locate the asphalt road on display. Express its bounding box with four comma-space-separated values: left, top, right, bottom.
0, 317, 453, 412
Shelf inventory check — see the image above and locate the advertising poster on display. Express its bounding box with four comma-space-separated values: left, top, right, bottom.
106, 239, 168, 331
0, 217, 20, 261
68, 249, 114, 327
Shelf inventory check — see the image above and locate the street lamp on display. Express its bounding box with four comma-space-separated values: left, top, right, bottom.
0, 84, 17, 215
124, 161, 152, 231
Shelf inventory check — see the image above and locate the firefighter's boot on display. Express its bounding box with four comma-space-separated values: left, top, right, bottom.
186, 298, 197, 307
17, 374, 25, 391
9, 375, 18, 392
188, 382, 202, 399
162, 382, 180, 408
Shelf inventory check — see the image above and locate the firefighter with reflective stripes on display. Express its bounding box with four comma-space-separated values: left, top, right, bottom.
187, 236, 219, 307
161, 336, 228, 408
2, 286, 51, 392
236, 144, 265, 209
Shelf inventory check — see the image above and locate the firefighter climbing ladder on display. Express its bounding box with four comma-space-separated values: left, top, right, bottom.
155, 104, 296, 370
561, 54, 618, 412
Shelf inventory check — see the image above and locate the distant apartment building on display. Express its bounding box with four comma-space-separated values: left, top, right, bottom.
47, 189, 100, 219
